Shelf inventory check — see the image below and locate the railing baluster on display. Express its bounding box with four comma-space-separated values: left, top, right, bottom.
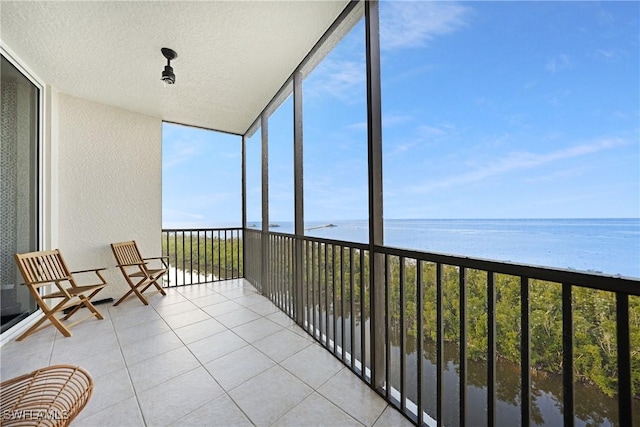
181, 231, 186, 285
616, 292, 632, 426
277, 236, 280, 307
213, 230, 217, 282
350, 247, 356, 371
360, 248, 365, 377
204, 230, 208, 281
224, 229, 228, 280
303, 240, 313, 335
218, 229, 222, 282
278, 236, 281, 307
341, 245, 346, 362
417, 261, 424, 426
292, 237, 294, 313
274, 236, 277, 303
288, 236, 291, 313
333, 244, 338, 354
314, 242, 319, 340
400, 256, 406, 412
562, 283, 574, 427
385, 253, 391, 400
460, 267, 467, 426
325, 243, 329, 347
290, 237, 293, 313
196, 230, 200, 283
287, 237, 290, 313
286, 237, 289, 313
436, 263, 444, 424
174, 231, 178, 286
277, 236, 281, 308
190, 231, 194, 284
488, 271, 496, 427
521, 276, 530, 427
164, 231, 169, 287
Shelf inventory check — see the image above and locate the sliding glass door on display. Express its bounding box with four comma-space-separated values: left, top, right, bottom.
1, 54, 39, 333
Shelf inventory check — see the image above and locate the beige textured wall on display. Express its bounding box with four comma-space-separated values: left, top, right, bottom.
56, 93, 162, 300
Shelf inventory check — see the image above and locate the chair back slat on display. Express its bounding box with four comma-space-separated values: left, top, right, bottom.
111, 241, 143, 266
15, 249, 70, 285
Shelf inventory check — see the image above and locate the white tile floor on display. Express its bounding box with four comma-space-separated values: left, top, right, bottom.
0, 279, 413, 427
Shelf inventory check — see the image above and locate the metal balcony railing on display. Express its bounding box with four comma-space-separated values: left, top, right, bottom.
243, 228, 639, 427
162, 228, 243, 286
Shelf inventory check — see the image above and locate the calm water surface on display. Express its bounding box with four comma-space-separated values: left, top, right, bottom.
261, 218, 640, 278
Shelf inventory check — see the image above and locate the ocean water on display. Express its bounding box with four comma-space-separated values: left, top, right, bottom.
257, 218, 640, 278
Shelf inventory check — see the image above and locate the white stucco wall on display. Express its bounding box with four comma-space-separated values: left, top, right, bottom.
56, 93, 162, 300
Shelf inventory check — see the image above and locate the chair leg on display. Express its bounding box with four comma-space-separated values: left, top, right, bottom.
17, 303, 72, 341
114, 278, 149, 306
140, 273, 166, 296
153, 275, 167, 295
62, 290, 104, 321
81, 289, 105, 319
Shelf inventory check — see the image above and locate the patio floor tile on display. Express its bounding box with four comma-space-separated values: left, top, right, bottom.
137, 367, 224, 426
318, 368, 388, 426
273, 392, 363, 427
170, 394, 252, 426
186, 329, 248, 364
229, 365, 313, 427
204, 345, 275, 390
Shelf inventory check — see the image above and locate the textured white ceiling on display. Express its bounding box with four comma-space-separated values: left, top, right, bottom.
1, 1, 349, 135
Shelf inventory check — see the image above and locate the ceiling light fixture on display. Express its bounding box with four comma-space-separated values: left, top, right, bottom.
161, 47, 178, 85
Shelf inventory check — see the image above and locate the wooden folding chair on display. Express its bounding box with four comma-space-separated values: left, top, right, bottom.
14, 250, 108, 341
111, 240, 168, 306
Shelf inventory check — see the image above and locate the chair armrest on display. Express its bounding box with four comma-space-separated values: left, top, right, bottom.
144, 256, 169, 268
22, 279, 72, 298
116, 262, 146, 267
71, 268, 107, 274
20, 277, 71, 286
78, 268, 108, 287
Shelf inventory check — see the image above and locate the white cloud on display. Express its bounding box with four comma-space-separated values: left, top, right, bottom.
380, 1, 471, 50
524, 166, 587, 183
545, 54, 571, 74
163, 140, 202, 169
408, 137, 627, 193
306, 57, 366, 103
387, 122, 455, 155
346, 121, 367, 132
384, 113, 413, 127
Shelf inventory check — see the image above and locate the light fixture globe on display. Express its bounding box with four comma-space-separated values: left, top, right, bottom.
160, 48, 178, 85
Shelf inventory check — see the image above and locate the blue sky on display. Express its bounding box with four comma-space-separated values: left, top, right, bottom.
163, 1, 639, 228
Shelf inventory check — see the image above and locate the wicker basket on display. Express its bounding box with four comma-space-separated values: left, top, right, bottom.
1, 365, 93, 426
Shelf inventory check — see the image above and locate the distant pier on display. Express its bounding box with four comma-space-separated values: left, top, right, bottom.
305, 224, 337, 231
